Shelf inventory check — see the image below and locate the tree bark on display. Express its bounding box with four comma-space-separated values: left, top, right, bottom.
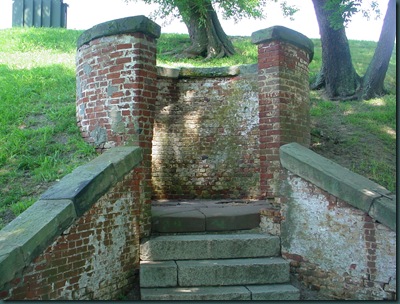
175, 0, 236, 59
311, 0, 361, 100
360, 0, 396, 100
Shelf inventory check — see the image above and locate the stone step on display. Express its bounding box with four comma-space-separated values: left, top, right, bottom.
140, 233, 280, 261
151, 200, 270, 233
140, 257, 290, 288
141, 284, 300, 301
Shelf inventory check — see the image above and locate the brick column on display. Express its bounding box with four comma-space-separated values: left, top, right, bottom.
76, 16, 161, 236
251, 26, 314, 200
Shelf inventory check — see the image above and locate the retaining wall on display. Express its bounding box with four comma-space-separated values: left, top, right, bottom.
261, 143, 396, 300
0, 147, 146, 300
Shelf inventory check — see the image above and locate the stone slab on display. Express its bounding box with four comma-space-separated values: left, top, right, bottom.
0, 247, 25, 288
140, 233, 280, 261
40, 161, 116, 216
369, 195, 396, 231
77, 15, 161, 48
280, 142, 391, 213
41, 146, 142, 216
251, 25, 314, 62
140, 261, 177, 287
176, 257, 290, 286
151, 207, 205, 233
246, 284, 300, 300
0, 199, 76, 287
200, 205, 262, 231
104, 146, 142, 180
141, 286, 251, 300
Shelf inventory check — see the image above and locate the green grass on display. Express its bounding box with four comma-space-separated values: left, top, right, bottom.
0, 28, 96, 229
0, 28, 396, 228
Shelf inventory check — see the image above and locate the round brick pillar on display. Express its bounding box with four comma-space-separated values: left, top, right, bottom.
251, 26, 314, 200
76, 15, 160, 153
76, 16, 161, 236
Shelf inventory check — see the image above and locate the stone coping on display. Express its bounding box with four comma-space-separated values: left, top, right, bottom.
157, 64, 258, 79
280, 143, 396, 231
0, 146, 142, 288
77, 15, 161, 49
251, 25, 314, 62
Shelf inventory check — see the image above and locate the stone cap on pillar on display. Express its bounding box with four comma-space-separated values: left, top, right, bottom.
77, 15, 161, 49
251, 26, 314, 62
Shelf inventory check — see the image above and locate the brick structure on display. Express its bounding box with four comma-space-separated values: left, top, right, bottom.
251, 26, 314, 200
278, 143, 396, 300
76, 16, 161, 230
0, 147, 145, 300
76, 20, 314, 202
0, 18, 394, 300
154, 69, 260, 199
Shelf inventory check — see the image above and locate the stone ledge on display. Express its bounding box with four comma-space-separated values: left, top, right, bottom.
41, 146, 142, 216
77, 15, 161, 49
157, 64, 257, 79
0, 199, 76, 287
369, 195, 396, 230
0, 146, 142, 289
251, 26, 314, 62
280, 143, 395, 230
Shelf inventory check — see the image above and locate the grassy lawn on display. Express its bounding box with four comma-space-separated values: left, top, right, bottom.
0, 28, 396, 229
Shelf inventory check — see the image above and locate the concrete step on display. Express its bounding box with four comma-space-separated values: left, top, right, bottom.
140, 257, 290, 288
141, 284, 300, 301
140, 233, 280, 261
141, 286, 251, 301
151, 200, 271, 233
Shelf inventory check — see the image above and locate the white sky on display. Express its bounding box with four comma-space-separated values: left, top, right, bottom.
0, 0, 387, 41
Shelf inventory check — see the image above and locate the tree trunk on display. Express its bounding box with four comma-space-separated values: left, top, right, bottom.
175, 0, 236, 59
311, 0, 361, 100
360, 0, 396, 100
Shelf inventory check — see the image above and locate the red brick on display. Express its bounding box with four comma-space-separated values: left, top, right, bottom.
117, 43, 132, 50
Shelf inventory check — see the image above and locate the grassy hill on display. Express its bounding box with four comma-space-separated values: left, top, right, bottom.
0, 28, 396, 229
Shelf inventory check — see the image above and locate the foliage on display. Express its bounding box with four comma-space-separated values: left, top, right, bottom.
324, 0, 381, 30
0, 28, 96, 229
124, 0, 273, 25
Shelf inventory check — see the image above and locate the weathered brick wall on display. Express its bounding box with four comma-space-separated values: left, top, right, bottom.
281, 176, 396, 300
0, 147, 145, 300
75, 22, 314, 201
1, 172, 141, 300
277, 143, 396, 300
153, 71, 260, 199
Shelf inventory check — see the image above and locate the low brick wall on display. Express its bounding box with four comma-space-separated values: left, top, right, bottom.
272, 143, 396, 300
153, 65, 260, 199
0, 147, 146, 300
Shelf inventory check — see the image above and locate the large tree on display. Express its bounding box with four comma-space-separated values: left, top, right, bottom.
311, 0, 396, 100
359, 0, 396, 100
125, 0, 268, 59
311, 0, 361, 99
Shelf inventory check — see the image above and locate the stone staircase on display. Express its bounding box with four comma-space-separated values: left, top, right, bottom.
139, 200, 300, 301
